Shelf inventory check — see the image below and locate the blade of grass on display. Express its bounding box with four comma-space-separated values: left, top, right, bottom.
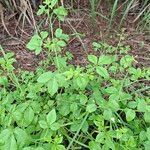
119, 0, 135, 27
133, 3, 150, 22
95, 11, 109, 21
108, 0, 119, 30
89, 0, 97, 33
67, 113, 89, 150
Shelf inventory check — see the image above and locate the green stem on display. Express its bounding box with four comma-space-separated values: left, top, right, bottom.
67, 113, 89, 150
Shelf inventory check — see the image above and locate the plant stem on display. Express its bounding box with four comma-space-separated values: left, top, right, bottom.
67, 113, 89, 150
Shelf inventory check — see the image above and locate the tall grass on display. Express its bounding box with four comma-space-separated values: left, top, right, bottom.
109, 0, 119, 29
138, 7, 150, 33
88, 0, 150, 30
119, 0, 150, 26
1, 0, 149, 32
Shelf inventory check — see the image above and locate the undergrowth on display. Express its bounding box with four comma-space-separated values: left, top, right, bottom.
0, 0, 150, 150
0, 0, 150, 32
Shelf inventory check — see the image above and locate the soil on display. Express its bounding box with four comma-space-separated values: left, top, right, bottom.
0, 2, 149, 71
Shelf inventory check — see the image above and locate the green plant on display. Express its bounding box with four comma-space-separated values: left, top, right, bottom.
1, 1, 150, 149
0, 38, 150, 149
37, 0, 68, 21
36, 0, 68, 37
92, 0, 150, 30
27, 0, 69, 69
26, 31, 48, 55
44, 28, 69, 53
0, 45, 21, 90
118, 0, 150, 29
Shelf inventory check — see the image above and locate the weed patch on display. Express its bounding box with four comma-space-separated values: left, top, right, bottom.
0, 39, 150, 149
0, 0, 150, 150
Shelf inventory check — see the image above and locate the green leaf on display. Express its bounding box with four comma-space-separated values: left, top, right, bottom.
57, 40, 66, 47
56, 145, 66, 150
55, 28, 63, 38
50, 122, 60, 131
0, 129, 17, 150
0, 76, 8, 85
137, 99, 147, 112
26, 34, 42, 55
89, 141, 101, 150
139, 131, 147, 142
88, 55, 98, 65
9, 135, 17, 150
46, 109, 57, 126
54, 135, 63, 144
0, 129, 11, 149
14, 127, 30, 148
86, 104, 97, 113
39, 120, 48, 129
23, 147, 44, 150
13, 104, 28, 125
22, 147, 32, 150
105, 87, 118, 94
127, 101, 137, 109
76, 76, 88, 89
40, 31, 48, 39
144, 140, 150, 150
108, 98, 120, 111
144, 112, 150, 123
58, 103, 70, 116
55, 28, 69, 41
53, 6, 68, 21
82, 121, 89, 133
47, 77, 58, 96
60, 34, 69, 41
24, 107, 34, 126
50, 0, 58, 9
35, 148, 45, 150
126, 109, 135, 121
105, 137, 115, 149
44, 0, 51, 5
70, 102, 78, 112
103, 109, 112, 120
79, 94, 88, 105
37, 72, 52, 83
96, 132, 105, 143
98, 55, 115, 65
120, 55, 134, 68
146, 128, 150, 141
96, 66, 109, 79
35, 47, 42, 55
37, 5, 46, 15
70, 122, 80, 132
92, 42, 101, 51
55, 72, 67, 86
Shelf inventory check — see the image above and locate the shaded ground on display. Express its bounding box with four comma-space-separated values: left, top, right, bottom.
0, 3, 150, 71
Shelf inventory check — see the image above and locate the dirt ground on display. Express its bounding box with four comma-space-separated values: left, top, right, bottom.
0, 2, 150, 71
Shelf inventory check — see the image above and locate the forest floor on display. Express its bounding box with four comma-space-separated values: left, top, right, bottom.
0, 2, 150, 71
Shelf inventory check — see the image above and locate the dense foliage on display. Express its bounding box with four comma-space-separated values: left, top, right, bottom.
1, 41, 150, 150
0, 0, 150, 150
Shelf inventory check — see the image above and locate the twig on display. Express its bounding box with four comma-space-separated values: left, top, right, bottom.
0, 3, 11, 36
